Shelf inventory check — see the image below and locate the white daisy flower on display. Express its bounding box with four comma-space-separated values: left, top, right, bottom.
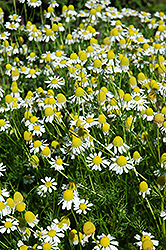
0, 218, 18, 233
93, 233, 119, 250
139, 181, 151, 198
58, 189, 79, 210
41, 224, 64, 245
87, 151, 110, 171
134, 231, 159, 249
37, 177, 57, 197
49, 156, 68, 171
107, 136, 130, 154
109, 156, 133, 174
74, 199, 93, 214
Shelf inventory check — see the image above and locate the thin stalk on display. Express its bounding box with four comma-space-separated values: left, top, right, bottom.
146, 197, 160, 233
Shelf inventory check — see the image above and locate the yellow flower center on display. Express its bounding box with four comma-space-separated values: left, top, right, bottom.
34, 140, 42, 148
63, 189, 74, 201
86, 117, 94, 123
45, 181, 52, 188
60, 59, 67, 64
56, 158, 63, 165
57, 93, 66, 103
42, 242, 52, 250
16, 202, 26, 212
45, 107, 54, 117
75, 87, 84, 97
139, 181, 148, 192
0, 119, 5, 127
5, 221, 12, 228
46, 29, 53, 36
97, 91, 106, 102
110, 98, 117, 106
55, 51, 62, 57
5, 94, 13, 103
83, 221, 96, 235
48, 98, 56, 105
79, 52, 87, 61
161, 153, 166, 163
20, 245, 28, 250
116, 156, 127, 166
141, 235, 151, 242
30, 155, 39, 166
30, 116, 38, 123
25, 211, 35, 223
0, 201, 5, 211
80, 203, 87, 210
6, 198, 15, 208
98, 114, 106, 124
154, 113, 164, 124
33, 125, 40, 131
138, 72, 145, 81
120, 56, 129, 66
92, 156, 102, 165
29, 69, 35, 75
113, 136, 123, 147
93, 59, 102, 68
100, 236, 110, 247
145, 108, 153, 116
133, 151, 140, 159
72, 137, 82, 147
48, 229, 56, 237
123, 93, 131, 102
42, 147, 51, 156
51, 79, 58, 84
133, 95, 141, 101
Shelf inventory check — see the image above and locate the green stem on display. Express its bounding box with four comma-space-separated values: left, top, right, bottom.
161, 187, 166, 236
157, 126, 160, 162
146, 197, 160, 233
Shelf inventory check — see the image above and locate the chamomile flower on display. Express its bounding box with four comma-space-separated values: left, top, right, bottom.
64, 136, 86, 157
132, 151, 142, 164
142, 108, 155, 121
139, 181, 151, 198
107, 136, 130, 154
134, 231, 159, 249
74, 199, 93, 214
109, 155, 133, 174
24, 211, 39, 228
27, 0, 42, 8
86, 151, 110, 171
37, 242, 59, 249
0, 218, 18, 233
37, 177, 57, 197
44, 106, 55, 123
93, 233, 119, 250
49, 156, 68, 171
0, 118, 10, 132
29, 140, 48, 154
45, 76, 65, 89
69, 229, 84, 246
41, 224, 64, 245
25, 68, 40, 78
58, 189, 79, 210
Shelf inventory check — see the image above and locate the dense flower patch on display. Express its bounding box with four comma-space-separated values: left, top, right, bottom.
0, 0, 166, 249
